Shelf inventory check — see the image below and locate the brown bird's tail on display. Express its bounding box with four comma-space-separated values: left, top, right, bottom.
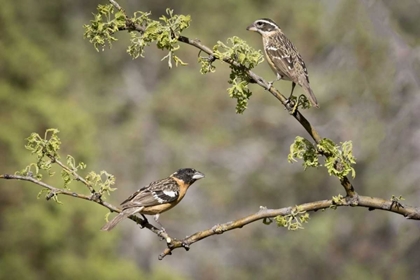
304, 86, 319, 108
101, 207, 143, 231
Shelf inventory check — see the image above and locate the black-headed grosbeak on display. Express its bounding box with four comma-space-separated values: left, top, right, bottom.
247, 18, 319, 108
101, 168, 205, 231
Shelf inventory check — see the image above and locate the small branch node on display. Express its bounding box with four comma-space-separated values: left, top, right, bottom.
181, 241, 190, 251
89, 192, 102, 201
211, 224, 225, 234
345, 193, 360, 206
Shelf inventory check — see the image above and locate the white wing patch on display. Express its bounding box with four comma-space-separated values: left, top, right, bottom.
163, 190, 177, 198
151, 189, 179, 204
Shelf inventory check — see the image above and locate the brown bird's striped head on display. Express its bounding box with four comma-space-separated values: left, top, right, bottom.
246, 18, 280, 35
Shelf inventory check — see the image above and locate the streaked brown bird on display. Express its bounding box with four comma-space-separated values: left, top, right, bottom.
247, 18, 319, 108
101, 168, 205, 231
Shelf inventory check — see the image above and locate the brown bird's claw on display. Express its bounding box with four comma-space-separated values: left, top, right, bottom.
266, 81, 274, 90
284, 99, 293, 113
284, 98, 299, 115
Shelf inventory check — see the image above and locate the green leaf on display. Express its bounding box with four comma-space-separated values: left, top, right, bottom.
274, 206, 309, 230
24, 129, 62, 174
86, 171, 116, 196
288, 136, 319, 169
318, 139, 356, 179
289, 137, 356, 179
212, 36, 264, 113
125, 8, 191, 66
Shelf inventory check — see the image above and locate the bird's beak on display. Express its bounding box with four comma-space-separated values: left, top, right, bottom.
246, 24, 257, 32
192, 171, 205, 180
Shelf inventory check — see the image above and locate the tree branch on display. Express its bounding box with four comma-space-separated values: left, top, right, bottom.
157, 195, 420, 259
1, 173, 419, 260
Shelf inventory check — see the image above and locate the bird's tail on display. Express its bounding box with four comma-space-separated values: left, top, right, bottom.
304, 86, 319, 108
101, 207, 143, 231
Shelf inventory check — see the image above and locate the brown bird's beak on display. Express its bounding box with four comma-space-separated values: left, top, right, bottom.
246, 24, 257, 32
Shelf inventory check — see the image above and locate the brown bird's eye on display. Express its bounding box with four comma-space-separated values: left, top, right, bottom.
256, 21, 263, 28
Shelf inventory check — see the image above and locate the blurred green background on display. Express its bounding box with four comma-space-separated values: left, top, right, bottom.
1, 0, 420, 279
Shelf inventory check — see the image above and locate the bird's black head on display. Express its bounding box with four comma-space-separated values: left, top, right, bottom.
246, 18, 280, 34
171, 168, 205, 185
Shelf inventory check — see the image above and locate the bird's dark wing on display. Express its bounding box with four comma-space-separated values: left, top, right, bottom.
265, 33, 310, 84
266, 48, 293, 70
120, 177, 180, 209
295, 52, 310, 84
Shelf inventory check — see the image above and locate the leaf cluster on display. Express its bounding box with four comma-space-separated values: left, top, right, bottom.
210, 37, 264, 113
86, 170, 116, 196
289, 137, 356, 179
128, 8, 191, 67
83, 4, 127, 51
274, 206, 310, 230
17, 129, 116, 200
84, 5, 191, 68
20, 128, 62, 179
84, 5, 266, 114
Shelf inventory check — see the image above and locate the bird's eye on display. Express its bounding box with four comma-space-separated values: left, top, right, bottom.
256, 22, 263, 28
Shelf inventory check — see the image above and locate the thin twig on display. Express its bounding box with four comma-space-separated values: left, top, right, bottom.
0, 174, 163, 235
54, 159, 96, 194
109, 0, 123, 11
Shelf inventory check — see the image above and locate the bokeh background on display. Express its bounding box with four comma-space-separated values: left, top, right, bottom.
1, 0, 420, 279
